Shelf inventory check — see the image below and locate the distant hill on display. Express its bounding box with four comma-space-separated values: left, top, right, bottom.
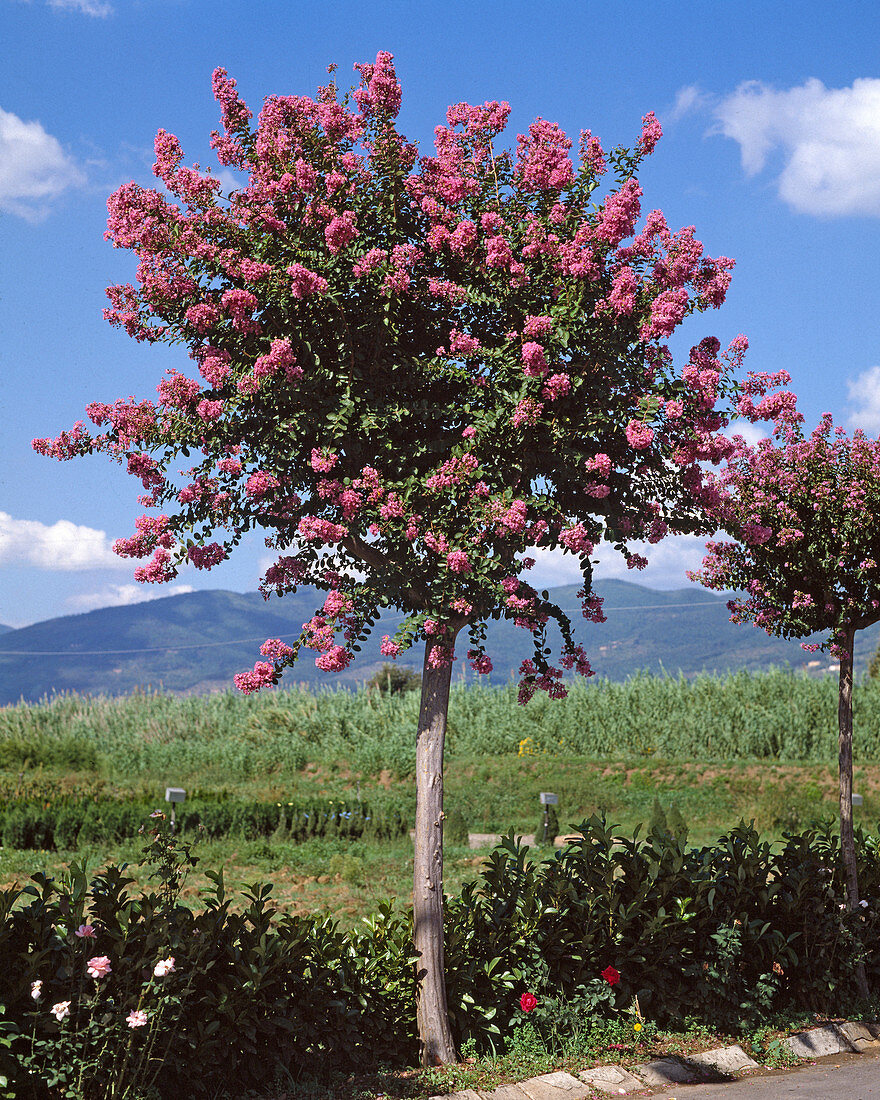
0, 580, 874, 705
0, 624, 11, 635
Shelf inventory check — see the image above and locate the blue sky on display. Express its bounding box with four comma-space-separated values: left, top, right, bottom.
2, 0, 880, 628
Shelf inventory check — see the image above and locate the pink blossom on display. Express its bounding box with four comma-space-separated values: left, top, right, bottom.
446, 550, 471, 573
353, 248, 387, 277
353, 51, 402, 119
585, 453, 612, 478
559, 525, 594, 554
324, 210, 359, 254
608, 266, 637, 316
469, 651, 493, 674
625, 420, 655, 449
153, 957, 176, 978
542, 373, 570, 401
31, 980, 43, 1000
638, 111, 662, 155
75, 924, 96, 939
315, 645, 353, 672
485, 235, 514, 270
521, 342, 549, 378
221, 288, 258, 329
512, 398, 543, 428
594, 178, 642, 246
185, 303, 220, 333
579, 129, 606, 175
197, 399, 223, 421
126, 1009, 149, 1029
234, 661, 277, 694
157, 370, 200, 410
134, 547, 175, 584
310, 448, 338, 473
427, 644, 455, 669
641, 288, 689, 340
245, 471, 279, 498
195, 346, 231, 386
380, 635, 402, 657
523, 315, 553, 337
515, 118, 574, 192
253, 338, 301, 381
87, 955, 112, 980
742, 522, 773, 546
297, 516, 347, 542
51, 1001, 71, 1022
287, 262, 328, 299
187, 543, 226, 570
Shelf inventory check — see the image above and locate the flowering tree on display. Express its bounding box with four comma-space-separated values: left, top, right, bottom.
36, 53, 746, 1061
691, 397, 880, 997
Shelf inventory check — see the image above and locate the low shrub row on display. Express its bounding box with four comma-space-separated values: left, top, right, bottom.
2, 814, 879, 1097
0, 795, 407, 850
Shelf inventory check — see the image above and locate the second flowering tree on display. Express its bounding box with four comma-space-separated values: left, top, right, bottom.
691, 394, 880, 998
37, 53, 748, 1061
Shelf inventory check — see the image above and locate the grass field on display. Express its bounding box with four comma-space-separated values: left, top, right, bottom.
3, 669, 877, 925
2, 752, 876, 926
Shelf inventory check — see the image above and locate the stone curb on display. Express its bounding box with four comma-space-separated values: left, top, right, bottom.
427, 1021, 879, 1099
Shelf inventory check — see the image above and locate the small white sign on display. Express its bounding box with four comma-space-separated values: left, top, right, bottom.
853, 793, 864, 806
165, 787, 186, 803
539, 792, 558, 805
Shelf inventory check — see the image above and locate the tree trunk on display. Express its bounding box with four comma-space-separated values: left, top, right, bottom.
413, 637, 457, 1066
838, 624, 870, 1000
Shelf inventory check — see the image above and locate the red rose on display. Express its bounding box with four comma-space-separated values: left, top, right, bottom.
520, 991, 538, 1013
601, 965, 620, 987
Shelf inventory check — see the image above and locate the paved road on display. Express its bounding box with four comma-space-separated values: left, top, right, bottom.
645, 1049, 880, 1098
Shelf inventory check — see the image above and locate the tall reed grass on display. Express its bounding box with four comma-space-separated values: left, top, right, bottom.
0, 669, 874, 782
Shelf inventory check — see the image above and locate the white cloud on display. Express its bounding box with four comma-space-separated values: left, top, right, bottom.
0, 106, 85, 220
715, 77, 880, 216
0, 512, 127, 570
66, 583, 194, 613
48, 0, 112, 15
671, 84, 710, 121
528, 534, 711, 593
847, 365, 880, 435
724, 420, 769, 449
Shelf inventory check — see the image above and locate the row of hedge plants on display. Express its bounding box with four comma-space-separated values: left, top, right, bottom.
2, 813, 879, 1097
0, 795, 408, 851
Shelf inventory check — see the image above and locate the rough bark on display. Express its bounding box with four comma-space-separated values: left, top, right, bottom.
838, 623, 870, 1000
413, 637, 457, 1065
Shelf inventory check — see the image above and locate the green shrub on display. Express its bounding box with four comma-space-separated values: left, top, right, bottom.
445, 807, 470, 846
0, 794, 407, 851
4, 812, 880, 1093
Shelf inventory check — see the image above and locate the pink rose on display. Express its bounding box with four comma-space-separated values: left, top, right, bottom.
87, 956, 112, 980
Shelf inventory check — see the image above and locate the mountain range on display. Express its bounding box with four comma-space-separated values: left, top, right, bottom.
0, 580, 874, 706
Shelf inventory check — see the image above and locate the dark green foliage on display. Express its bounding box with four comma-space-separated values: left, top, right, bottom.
442, 817, 880, 1044
0, 795, 408, 850
3, 815, 880, 1092
367, 663, 422, 695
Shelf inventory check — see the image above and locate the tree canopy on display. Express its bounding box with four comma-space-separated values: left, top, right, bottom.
36, 52, 743, 698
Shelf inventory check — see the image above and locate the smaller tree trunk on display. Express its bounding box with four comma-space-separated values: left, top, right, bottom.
413, 636, 458, 1066
838, 624, 870, 1000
